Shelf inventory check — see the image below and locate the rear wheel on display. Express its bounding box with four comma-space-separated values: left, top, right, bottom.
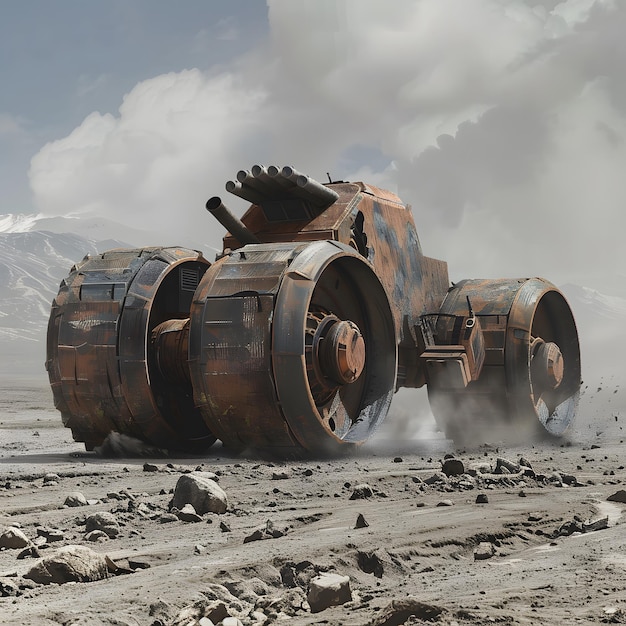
46, 247, 215, 451
427, 278, 580, 445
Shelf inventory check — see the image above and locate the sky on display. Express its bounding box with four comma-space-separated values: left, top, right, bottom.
1, 0, 625, 293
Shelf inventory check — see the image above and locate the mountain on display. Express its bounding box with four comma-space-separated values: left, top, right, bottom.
0, 215, 135, 380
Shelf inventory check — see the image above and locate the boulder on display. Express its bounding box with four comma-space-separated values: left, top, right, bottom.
24, 545, 109, 585
307, 572, 352, 613
171, 473, 228, 515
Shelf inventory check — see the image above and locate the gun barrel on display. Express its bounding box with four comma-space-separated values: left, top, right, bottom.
205, 196, 260, 245
225, 165, 339, 211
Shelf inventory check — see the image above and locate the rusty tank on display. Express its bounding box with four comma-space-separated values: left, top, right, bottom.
45, 165, 581, 455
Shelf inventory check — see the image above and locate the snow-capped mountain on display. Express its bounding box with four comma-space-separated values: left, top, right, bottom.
0, 212, 221, 380
0, 213, 46, 233
0, 215, 136, 379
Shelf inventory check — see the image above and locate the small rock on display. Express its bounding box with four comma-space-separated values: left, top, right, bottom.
172, 599, 228, 625
393, 457, 403, 463
244, 519, 286, 543
354, 513, 369, 529
369, 598, 446, 625
64, 492, 88, 507
85, 530, 109, 542
561, 473, 579, 486
176, 503, 203, 523
143, 463, 159, 472
554, 520, 583, 537
0, 578, 20, 597
43, 473, 61, 484
495, 457, 521, 474
85, 512, 120, 538
24, 545, 109, 585
474, 542, 497, 560
441, 457, 465, 477
475, 493, 489, 504
149, 599, 175, 623
518, 456, 533, 470
220, 521, 231, 533
349, 484, 373, 500
519, 490, 527, 497
307, 572, 352, 613
222, 618, 244, 626
272, 471, 289, 480
424, 473, 448, 485
194, 544, 206, 555
37, 527, 65, 542
357, 551, 384, 578
583, 516, 609, 532
548, 472, 564, 486
0, 527, 30, 549
17, 545, 41, 559
437, 499, 453, 507
170, 473, 228, 515
159, 513, 178, 523
607, 489, 626, 503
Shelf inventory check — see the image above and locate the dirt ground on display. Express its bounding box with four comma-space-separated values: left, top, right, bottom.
1, 383, 625, 626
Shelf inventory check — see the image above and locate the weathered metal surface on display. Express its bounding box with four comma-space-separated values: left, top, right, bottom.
189, 243, 301, 452
223, 174, 450, 389
427, 278, 581, 440
46, 165, 581, 454
46, 247, 214, 450
205, 197, 259, 246
271, 241, 397, 453
189, 240, 396, 455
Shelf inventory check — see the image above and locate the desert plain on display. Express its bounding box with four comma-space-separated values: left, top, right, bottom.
0, 381, 624, 626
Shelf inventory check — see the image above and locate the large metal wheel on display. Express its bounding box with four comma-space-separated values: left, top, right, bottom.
47, 247, 215, 451
189, 240, 397, 455
427, 278, 580, 445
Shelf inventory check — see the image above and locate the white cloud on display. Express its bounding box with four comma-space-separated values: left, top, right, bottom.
28, 0, 625, 290
30, 69, 269, 249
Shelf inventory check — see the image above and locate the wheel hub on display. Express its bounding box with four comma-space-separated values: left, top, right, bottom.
306, 309, 366, 406
532, 340, 564, 391
319, 319, 366, 385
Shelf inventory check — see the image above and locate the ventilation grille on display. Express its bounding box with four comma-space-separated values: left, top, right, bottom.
180, 268, 200, 292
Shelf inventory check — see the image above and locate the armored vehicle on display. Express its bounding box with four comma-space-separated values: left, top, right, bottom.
46, 166, 580, 455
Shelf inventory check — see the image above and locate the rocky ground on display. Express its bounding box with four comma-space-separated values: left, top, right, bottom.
1, 383, 625, 626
